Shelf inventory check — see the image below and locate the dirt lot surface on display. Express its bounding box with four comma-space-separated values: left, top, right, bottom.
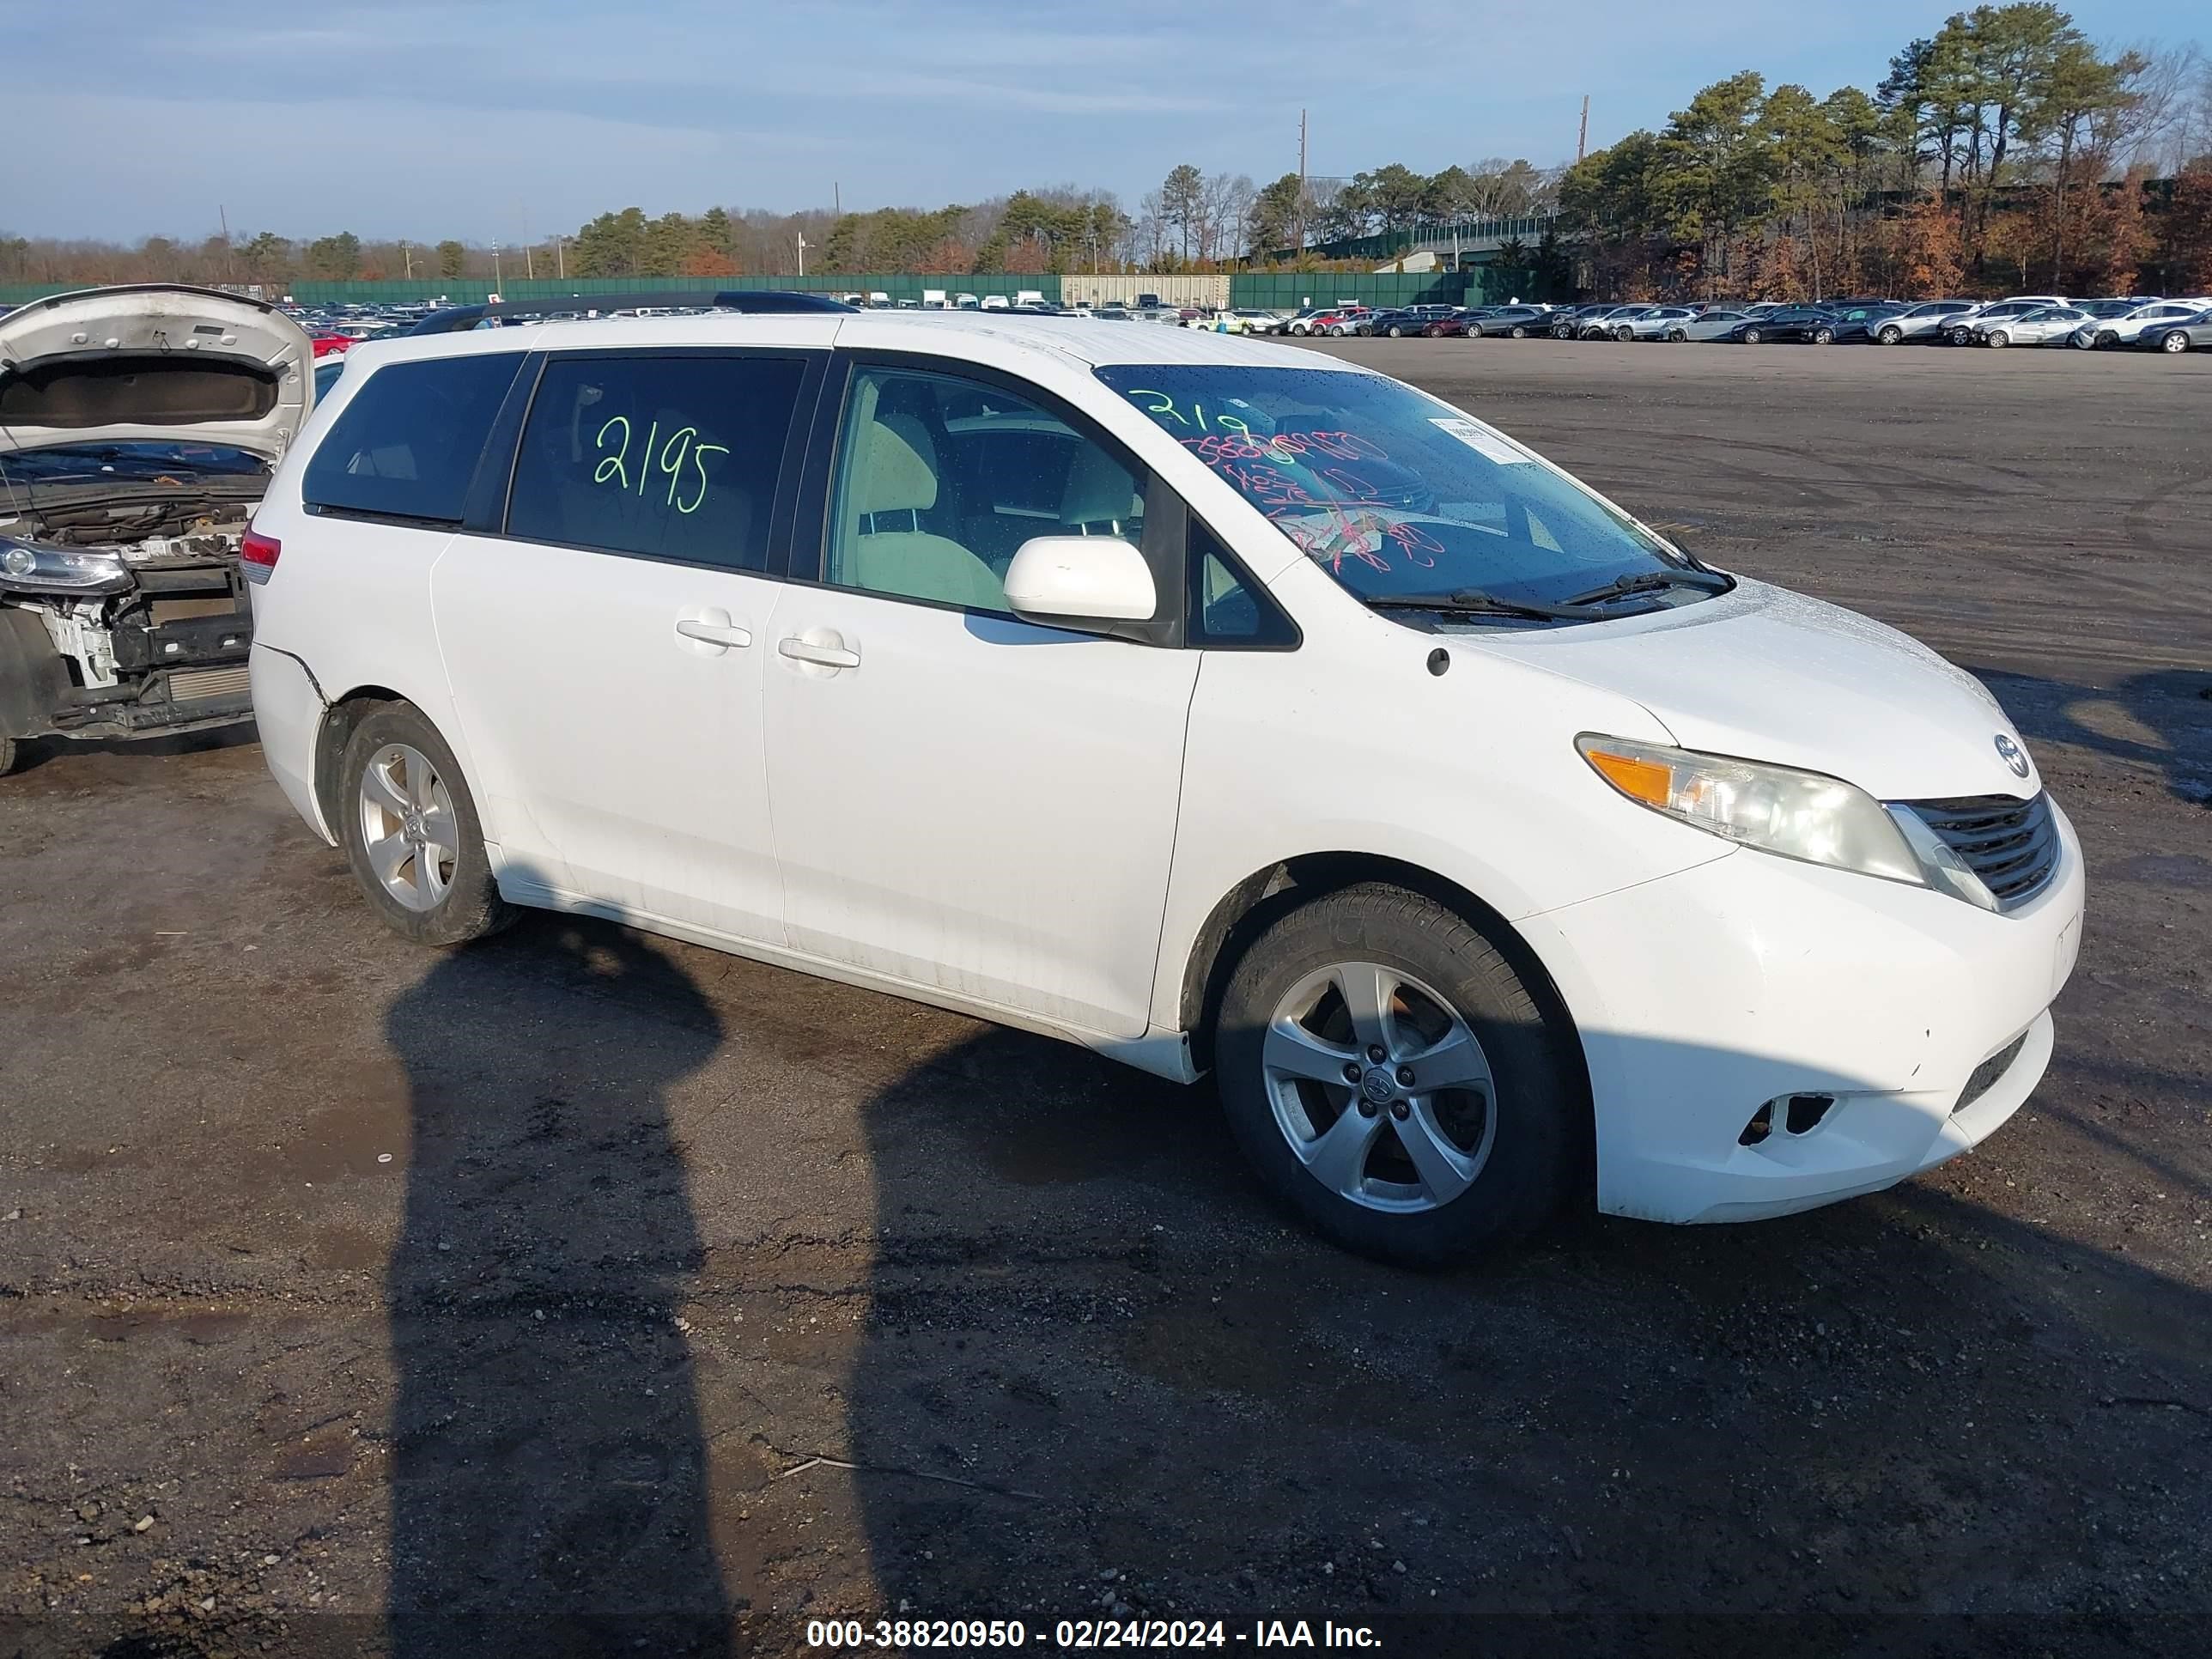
2, 342, 2207, 1658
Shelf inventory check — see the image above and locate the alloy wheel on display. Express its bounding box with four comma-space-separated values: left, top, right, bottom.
2162, 331, 2189, 352
1261, 961, 1498, 1213
357, 743, 459, 913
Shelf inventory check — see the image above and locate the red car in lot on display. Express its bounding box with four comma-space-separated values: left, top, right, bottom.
310, 335, 356, 360
1305, 307, 1371, 337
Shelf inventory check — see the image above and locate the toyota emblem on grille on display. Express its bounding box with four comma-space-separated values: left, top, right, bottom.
1995, 734, 2030, 779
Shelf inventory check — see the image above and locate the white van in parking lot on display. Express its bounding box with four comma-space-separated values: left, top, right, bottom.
246, 313, 2081, 1263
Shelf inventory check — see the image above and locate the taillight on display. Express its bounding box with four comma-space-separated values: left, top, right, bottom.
240, 527, 281, 585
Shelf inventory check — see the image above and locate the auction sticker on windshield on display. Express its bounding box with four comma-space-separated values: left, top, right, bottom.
1429, 416, 1532, 466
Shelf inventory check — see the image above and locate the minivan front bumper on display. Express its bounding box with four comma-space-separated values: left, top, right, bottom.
1517, 799, 2084, 1224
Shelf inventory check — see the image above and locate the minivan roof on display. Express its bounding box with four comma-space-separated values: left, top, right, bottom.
337, 308, 1352, 378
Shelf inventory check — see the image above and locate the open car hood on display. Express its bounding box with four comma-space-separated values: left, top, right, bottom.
0, 284, 314, 463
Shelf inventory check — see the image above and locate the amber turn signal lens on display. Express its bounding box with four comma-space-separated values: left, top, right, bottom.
1584, 748, 1672, 807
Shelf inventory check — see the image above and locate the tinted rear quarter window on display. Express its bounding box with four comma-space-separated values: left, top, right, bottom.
504, 353, 809, 571
304, 353, 523, 523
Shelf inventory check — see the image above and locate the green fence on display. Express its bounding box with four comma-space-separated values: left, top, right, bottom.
0, 273, 1053, 307
1229, 267, 1557, 307
3, 264, 1561, 312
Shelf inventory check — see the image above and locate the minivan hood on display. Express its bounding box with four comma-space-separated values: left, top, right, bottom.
0, 284, 314, 462
1480, 578, 2038, 803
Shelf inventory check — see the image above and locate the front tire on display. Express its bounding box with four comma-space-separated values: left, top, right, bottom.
1813, 325, 1836, 345
1740, 326, 1763, 344
1877, 325, 1903, 344
1214, 884, 1579, 1267
1387, 325, 1405, 337
1985, 331, 2008, 349
2160, 330, 2190, 353
339, 702, 513, 947
0, 734, 15, 777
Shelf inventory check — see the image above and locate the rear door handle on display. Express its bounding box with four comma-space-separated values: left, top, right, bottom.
676, 618, 752, 649
778, 637, 860, 669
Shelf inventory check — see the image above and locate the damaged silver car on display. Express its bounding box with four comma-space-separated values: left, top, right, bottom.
0, 284, 313, 775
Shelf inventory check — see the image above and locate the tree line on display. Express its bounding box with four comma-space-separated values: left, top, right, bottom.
4, 7, 2206, 297
1559, 4, 2212, 299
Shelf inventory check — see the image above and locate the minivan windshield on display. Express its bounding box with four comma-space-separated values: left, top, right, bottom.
1097, 364, 1714, 616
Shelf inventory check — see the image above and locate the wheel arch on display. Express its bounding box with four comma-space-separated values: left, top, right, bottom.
313, 684, 431, 836
1179, 851, 1587, 1078
1179, 850, 1597, 1195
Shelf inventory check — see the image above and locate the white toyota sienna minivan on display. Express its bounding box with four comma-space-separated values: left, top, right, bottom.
246, 311, 2082, 1264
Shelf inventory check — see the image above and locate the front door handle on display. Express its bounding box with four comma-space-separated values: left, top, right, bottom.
676, 617, 751, 649
778, 637, 861, 669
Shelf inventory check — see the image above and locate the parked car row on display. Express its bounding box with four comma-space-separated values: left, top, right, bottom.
1497, 295, 2212, 352
1226, 294, 2212, 354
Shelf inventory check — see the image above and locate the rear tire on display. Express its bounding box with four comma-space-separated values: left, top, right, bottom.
339, 702, 514, 948
1214, 883, 1580, 1267
0, 734, 15, 777
1510, 325, 1528, 338
1813, 326, 1836, 345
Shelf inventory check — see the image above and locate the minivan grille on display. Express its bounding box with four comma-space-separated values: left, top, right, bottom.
1903, 792, 2059, 910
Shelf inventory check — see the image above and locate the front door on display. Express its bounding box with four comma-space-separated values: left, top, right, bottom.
761, 362, 1200, 1038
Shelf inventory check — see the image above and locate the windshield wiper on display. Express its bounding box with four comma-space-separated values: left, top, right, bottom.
1562, 568, 1732, 608
1366, 588, 1597, 623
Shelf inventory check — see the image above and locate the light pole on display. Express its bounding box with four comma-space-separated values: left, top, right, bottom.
795, 232, 808, 278
492, 241, 502, 288
556, 236, 566, 280
400, 239, 413, 279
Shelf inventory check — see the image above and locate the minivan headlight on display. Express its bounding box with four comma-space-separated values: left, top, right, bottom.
1577, 734, 1924, 885
0, 537, 131, 595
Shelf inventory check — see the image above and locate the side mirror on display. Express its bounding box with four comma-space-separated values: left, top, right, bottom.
1005, 536, 1157, 626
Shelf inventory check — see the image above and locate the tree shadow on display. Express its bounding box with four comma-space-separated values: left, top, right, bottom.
382, 903, 730, 1656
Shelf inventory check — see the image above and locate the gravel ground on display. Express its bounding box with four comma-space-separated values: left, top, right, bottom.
1, 340, 2206, 1659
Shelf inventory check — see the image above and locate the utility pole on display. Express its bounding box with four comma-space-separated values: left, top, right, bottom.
217, 204, 233, 283
1297, 108, 1309, 252
834, 181, 841, 215
522, 207, 533, 279
492, 241, 502, 289
1577, 95, 1589, 165
556, 237, 566, 281
400, 240, 413, 280
795, 232, 808, 277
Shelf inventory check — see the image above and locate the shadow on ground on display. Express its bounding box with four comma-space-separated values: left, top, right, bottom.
381, 910, 730, 1656
1977, 665, 2212, 812
327, 907, 2207, 1653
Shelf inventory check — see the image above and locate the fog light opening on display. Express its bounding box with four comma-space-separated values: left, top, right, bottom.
1784, 1093, 1835, 1135
1738, 1103, 1774, 1146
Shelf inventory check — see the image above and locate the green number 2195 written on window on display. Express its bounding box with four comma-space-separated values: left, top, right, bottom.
594, 416, 726, 514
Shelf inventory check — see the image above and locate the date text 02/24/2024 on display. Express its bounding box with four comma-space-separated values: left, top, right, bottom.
803, 1618, 1384, 1649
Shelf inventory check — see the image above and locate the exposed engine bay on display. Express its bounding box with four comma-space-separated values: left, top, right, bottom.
0, 283, 314, 771
1, 484, 259, 722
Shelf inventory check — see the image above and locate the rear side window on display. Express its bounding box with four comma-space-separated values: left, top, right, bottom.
505, 353, 809, 571
303, 353, 522, 524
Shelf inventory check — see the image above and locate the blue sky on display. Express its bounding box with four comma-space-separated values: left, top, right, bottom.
9, 0, 2202, 242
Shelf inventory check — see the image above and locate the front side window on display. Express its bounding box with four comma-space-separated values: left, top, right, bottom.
824, 367, 1146, 615
304, 352, 524, 523
1097, 363, 1707, 617
505, 352, 806, 570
